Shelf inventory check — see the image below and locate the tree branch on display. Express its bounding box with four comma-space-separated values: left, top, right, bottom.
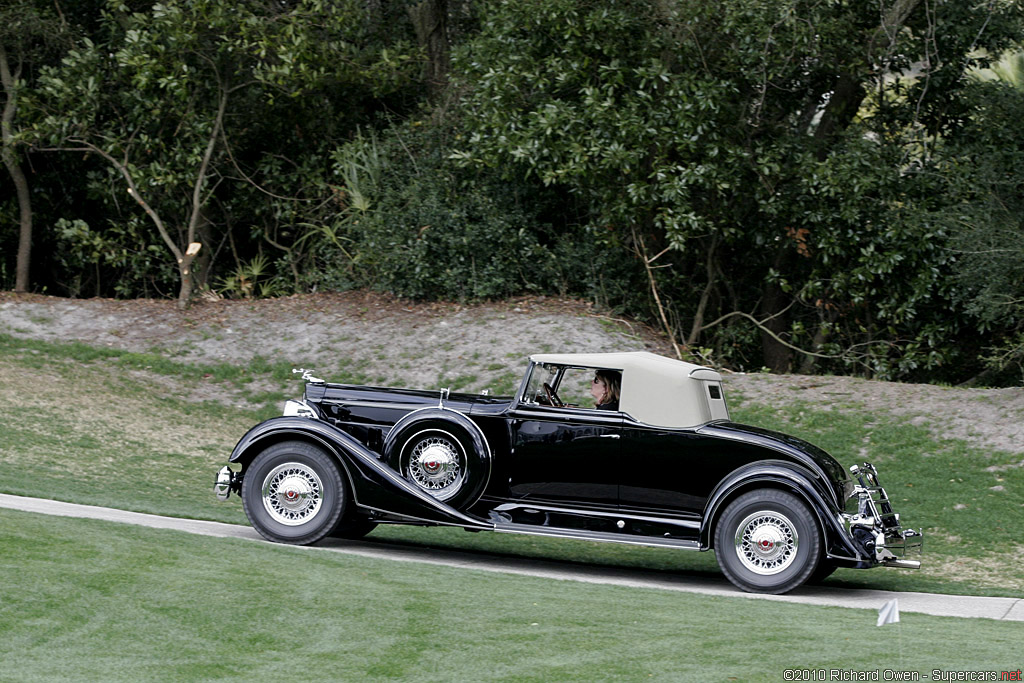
188, 87, 228, 245
39, 141, 181, 262
698, 308, 835, 361
632, 226, 683, 359
221, 126, 314, 202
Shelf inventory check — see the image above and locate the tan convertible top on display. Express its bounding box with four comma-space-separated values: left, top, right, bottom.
529, 352, 730, 429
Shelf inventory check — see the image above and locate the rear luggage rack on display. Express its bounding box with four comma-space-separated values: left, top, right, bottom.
846, 463, 923, 567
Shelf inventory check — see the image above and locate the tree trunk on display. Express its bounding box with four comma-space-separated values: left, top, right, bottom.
759, 280, 792, 373
687, 236, 718, 347
1, 148, 32, 293
408, 0, 450, 99
811, 73, 864, 159
177, 255, 196, 309
797, 322, 830, 374
810, 0, 924, 156
0, 43, 32, 293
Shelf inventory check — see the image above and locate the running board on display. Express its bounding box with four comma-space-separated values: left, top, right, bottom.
491, 520, 703, 550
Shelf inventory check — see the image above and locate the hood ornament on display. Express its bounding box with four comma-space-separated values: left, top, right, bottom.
292, 368, 324, 384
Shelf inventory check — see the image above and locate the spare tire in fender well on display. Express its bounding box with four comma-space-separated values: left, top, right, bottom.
383, 407, 492, 510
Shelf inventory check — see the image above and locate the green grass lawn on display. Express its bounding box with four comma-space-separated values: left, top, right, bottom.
1, 510, 1021, 683
1, 332, 1023, 599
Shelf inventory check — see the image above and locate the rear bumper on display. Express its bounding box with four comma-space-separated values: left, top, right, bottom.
842, 462, 923, 569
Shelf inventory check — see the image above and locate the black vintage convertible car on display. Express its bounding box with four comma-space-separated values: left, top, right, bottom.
215, 352, 922, 594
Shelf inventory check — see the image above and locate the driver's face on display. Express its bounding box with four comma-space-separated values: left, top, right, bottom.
590, 376, 606, 402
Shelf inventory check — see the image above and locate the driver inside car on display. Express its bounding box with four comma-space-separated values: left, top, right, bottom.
591, 369, 621, 411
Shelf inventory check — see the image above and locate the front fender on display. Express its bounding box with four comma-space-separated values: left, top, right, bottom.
701, 460, 864, 562
229, 417, 488, 529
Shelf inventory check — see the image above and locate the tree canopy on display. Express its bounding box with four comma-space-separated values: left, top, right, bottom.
2, 0, 1023, 382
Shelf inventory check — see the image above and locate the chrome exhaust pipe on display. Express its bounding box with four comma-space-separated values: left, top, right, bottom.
882, 559, 921, 569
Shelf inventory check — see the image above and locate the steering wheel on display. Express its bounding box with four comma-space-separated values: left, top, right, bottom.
542, 382, 563, 408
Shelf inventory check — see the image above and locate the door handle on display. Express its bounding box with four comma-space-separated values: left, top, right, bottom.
599, 434, 620, 439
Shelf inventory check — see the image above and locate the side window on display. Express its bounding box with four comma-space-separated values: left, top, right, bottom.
556, 367, 597, 408
520, 364, 623, 411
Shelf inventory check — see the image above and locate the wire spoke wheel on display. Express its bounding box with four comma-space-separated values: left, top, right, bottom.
734, 510, 799, 575
714, 489, 822, 594
241, 441, 346, 545
261, 462, 324, 526
403, 430, 466, 502
383, 413, 492, 511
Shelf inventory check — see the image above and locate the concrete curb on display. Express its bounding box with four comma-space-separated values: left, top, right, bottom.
2, 493, 1021, 622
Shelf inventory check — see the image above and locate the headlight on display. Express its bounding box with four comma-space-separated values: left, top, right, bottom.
283, 399, 317, 418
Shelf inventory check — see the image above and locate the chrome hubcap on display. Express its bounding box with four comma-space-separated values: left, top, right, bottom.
734, 510, 799, 575
408, 434, 464, 501
262, 462, 323, 526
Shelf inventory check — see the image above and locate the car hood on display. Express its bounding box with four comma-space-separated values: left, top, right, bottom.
307, 382, 513, 413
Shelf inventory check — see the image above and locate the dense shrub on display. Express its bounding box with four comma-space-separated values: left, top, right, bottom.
304, 122, 629, 302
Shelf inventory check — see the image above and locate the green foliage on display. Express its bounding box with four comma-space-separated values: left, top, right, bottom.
4, 1, 1024, 383
55, 217, 173, 297
24, 0, 418, 301
216, 253, 285, 299
929, 51, 1024, 381
449, 0, 1024, 380
304, 122, 563, 300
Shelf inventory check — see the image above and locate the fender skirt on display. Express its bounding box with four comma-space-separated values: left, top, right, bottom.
229, 417, 490, 529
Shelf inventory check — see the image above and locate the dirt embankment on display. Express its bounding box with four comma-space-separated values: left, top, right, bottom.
2, 290, 1023, 458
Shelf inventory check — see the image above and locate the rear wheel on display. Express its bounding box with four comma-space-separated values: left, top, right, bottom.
714, 489, 822, 594
241, 440, 346, 545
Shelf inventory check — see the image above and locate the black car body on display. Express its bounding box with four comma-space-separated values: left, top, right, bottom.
215, 352, 922, 594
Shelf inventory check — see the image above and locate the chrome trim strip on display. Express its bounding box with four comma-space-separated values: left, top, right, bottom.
493, 502, 701, 530
321, 399, 435, 411
492, 523, 703, 550
509, 409, 623, 425
357, 504, 490, 529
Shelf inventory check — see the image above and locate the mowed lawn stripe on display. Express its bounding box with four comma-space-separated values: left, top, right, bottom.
2, 509, 1021, 683
3, 493, 1022, 623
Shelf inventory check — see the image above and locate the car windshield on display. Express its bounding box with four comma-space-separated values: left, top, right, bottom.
522, 363, 559, 405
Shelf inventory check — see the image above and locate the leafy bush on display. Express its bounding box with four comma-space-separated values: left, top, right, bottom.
305, 123, 560, 301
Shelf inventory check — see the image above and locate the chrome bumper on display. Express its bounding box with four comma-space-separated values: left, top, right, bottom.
843, 463, 923, 568
214, 466, 238, 502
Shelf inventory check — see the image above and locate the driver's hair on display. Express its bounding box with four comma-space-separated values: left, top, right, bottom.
595, 369, 621, 402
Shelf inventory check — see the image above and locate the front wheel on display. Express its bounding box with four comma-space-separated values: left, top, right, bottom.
241, 440, 347, 545
714, 489, 822, 594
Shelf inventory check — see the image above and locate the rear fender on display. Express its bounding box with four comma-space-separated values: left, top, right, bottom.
701, 460, 863, 562
229, 417, 487, 528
